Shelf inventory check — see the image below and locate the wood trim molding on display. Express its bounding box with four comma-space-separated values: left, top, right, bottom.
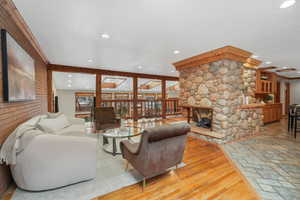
287, 77, 300, 80
48, 64, 179, 81
243, 58, 262, 69
276, 68, 296, 73
96, 74, 101, 107
173, 46, 253, 71
0, 0, 48, 64
47, 70, 52, 112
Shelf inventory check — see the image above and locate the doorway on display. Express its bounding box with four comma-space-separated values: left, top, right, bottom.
285, 82, 290, 115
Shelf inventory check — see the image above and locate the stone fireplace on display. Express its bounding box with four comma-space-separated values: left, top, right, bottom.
174, 46, 264, 143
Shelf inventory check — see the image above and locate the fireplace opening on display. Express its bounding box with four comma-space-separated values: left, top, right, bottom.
192, 108, 212, 129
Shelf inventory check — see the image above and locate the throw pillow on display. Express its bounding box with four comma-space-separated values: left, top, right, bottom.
47, 112, 62, 119
38, 114, 70, 133
22, 115, 47, 127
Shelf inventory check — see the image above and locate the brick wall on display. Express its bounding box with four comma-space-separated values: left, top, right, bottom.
0, 2, 48, 195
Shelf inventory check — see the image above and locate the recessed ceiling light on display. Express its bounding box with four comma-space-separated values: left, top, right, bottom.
68, 74, 72, 78
68, 80, 72, 83
280, 0, 296, 8
171, 70, 175, 73
265, 61, 272, 65
173, 50, 180, 54
88, 59, 93, 63
251, 55, 259, 59
101, 33, 110, 39
67, 84, 72, 87
137, 65, 142, 69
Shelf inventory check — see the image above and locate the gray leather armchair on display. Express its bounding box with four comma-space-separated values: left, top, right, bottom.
94, 107, 121, 131
120, 123, 190, 189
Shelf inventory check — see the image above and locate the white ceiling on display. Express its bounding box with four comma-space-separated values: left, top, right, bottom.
14, 0, 300, 77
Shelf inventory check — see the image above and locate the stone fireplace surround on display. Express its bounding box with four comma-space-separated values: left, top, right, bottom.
174, 46, 264, 143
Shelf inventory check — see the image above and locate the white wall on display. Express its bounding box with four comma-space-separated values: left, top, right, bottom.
56, 90, 94, 119
290, 80, 300, 104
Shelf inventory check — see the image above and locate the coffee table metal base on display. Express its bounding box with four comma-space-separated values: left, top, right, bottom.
102, 136, 129, 156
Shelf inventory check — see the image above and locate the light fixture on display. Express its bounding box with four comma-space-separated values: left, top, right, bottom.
280, 0, 296, 8
68, 74, 72, 78
251, 55, 259, 59
67, 84, 72, 87
265, 61, 272, 65
88, 59, 93, 63
101, 33, 110, 39
171, 70, 175, 73
283, 66, 288, 69
173, 50, 180, 54
137, 65, 142, 69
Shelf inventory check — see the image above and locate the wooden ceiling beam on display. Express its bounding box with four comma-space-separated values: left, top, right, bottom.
276, 68, 296, 73
277, 75, 300, 80
48, 64, 179, 81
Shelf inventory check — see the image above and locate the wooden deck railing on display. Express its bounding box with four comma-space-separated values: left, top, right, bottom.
100, 98, 181, 119
101, 99, 134, 118
165, 98, 181, 116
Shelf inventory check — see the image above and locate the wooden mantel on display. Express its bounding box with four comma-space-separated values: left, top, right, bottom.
173, 46, 262, 70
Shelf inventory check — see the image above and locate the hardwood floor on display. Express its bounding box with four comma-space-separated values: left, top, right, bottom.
93, 136, 260, 200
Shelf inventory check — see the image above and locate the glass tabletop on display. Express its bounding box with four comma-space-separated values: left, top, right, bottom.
103, 126, 143, 138
92, 119, 165, 137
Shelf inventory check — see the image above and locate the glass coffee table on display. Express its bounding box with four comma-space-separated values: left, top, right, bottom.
102, 126, 143, 156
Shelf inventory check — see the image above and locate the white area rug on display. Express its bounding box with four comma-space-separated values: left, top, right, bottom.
12, 135, 185, 200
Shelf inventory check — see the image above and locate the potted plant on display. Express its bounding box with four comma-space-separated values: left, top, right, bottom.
119, 106, 128, 127
264, 94, 274, 104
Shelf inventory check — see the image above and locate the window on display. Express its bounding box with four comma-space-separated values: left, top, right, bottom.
75, 92, 95, 112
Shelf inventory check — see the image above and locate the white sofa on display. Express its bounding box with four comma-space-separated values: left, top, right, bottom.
10, 115, 97, 191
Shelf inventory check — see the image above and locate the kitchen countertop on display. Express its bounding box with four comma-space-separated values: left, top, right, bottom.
239, 103, 265, 110
239, 103, 282, 110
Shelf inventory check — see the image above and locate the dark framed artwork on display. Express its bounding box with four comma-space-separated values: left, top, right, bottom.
1, 29, 35, 102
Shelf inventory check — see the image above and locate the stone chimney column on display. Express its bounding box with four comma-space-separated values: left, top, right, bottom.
173, 46, 262, 143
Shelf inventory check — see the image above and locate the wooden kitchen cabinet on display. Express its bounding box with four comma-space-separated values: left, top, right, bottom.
263, 103, 282, 124
256, 70, 277, 94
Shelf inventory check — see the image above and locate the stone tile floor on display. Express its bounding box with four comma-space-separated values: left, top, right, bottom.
223, 120, 300, 200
